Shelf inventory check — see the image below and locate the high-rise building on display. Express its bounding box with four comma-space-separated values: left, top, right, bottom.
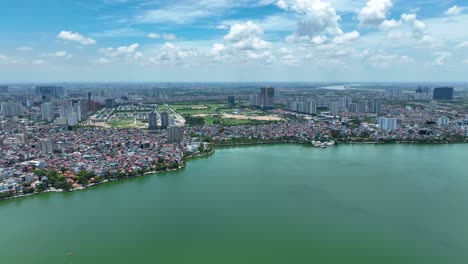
1, 102, 23, 117
227, 96, 236, 107
41, 102, 54, 121
429, 100, 438, 111
105, 98, 115, 108
388, 88, 402, 98
330, 101, 339, 115
306, 99, 317, 114
378, 117, 397, 131
253, 87, 275, 109
39, 139, 53, 155
348, 103, 358, 113
265, 87, 275, 108
67, 112, 79, 126
167, 126, 183, 144
438, 116, 449, 127
338, 97, 350, 108
370, 98, 382, 115
160, 111, 169, 128
36, 86, 64, 97
148, 112, 158, 130
433, 87, 454, 100
415, 86, 433, 101
0, 86, 8, 93
358, 100, 368, 113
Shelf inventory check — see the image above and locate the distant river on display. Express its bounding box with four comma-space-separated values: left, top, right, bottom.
1, 144, 468, 264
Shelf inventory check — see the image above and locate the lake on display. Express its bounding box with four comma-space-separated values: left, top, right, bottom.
1, 144, 468, 264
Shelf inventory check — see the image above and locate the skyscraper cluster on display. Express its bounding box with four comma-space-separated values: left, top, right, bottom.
250, 87, 275, 109
415, 87, 433, 101
1, 102, 23, 117
56, 100, 87, 126
286, 96, 382, 115
36, 86, 65, 98
286, 97, 317, 114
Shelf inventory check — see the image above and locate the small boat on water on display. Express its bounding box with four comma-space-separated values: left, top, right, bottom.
67, 252, 75, 257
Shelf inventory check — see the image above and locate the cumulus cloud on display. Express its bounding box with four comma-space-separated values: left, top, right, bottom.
358, 0, 393, 26
377, 12, 433, 46
210, 43, 230, 61
445, 5, 464, 16
379, 19, 399, 30
99, 43, 142, 60
456, 41, 468, 48
224, 21, 272, 50
361, 49, 413, 69
433, 52, 452, 65
333, 31, 360, 44
57, 31, 96, 45
209, 21, 274, 64
277, 0, 341, 37
400, 14, 425, 37
149, 42, 198, 64
147, 33, 161, 39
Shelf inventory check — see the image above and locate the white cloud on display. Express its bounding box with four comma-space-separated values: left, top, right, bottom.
456, 41, 468, 48
209, 21, 274, 64
399, 13, 432, 44
42, 51, 72, 59
224, 21, 272, 50
16, 46, 33, 52
100, 44, 142, 60
361, 49, 412, 69
147, 33, 161, 39
379, 19, 399, 30
277, 0, 341, 37
162, 33, 176, 40
445, 5, 464, 16
210, 43, 230, 61
358, 0, 393, 26
333, 31, 360, 44
57, 31, 96, 45
276, 0, 288, 9
433, 52, 452, 65
464, 58, 468, 64
91, 58, 111, 64
146, 33, 175, 40
149, 42, 198, 64
32, 60, 45, 65
0, 53, 8, 60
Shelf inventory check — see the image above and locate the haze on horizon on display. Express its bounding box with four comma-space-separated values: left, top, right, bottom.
1, 0, 468, 82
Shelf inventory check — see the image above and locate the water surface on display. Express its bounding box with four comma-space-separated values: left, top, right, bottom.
1, 144, 468, 264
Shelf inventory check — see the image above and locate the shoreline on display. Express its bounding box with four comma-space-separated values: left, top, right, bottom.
1, 140, 466, 202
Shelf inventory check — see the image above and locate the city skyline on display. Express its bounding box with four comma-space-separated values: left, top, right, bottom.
1, 0, 468, 82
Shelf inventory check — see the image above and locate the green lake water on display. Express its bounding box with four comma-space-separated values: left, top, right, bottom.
1, 144, 468, 264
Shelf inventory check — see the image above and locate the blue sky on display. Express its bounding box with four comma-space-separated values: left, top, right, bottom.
1, 0, 468, 82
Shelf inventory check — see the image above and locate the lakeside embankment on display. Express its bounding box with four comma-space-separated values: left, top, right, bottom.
1, 139, 467, 202
0, 148, 215, 202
